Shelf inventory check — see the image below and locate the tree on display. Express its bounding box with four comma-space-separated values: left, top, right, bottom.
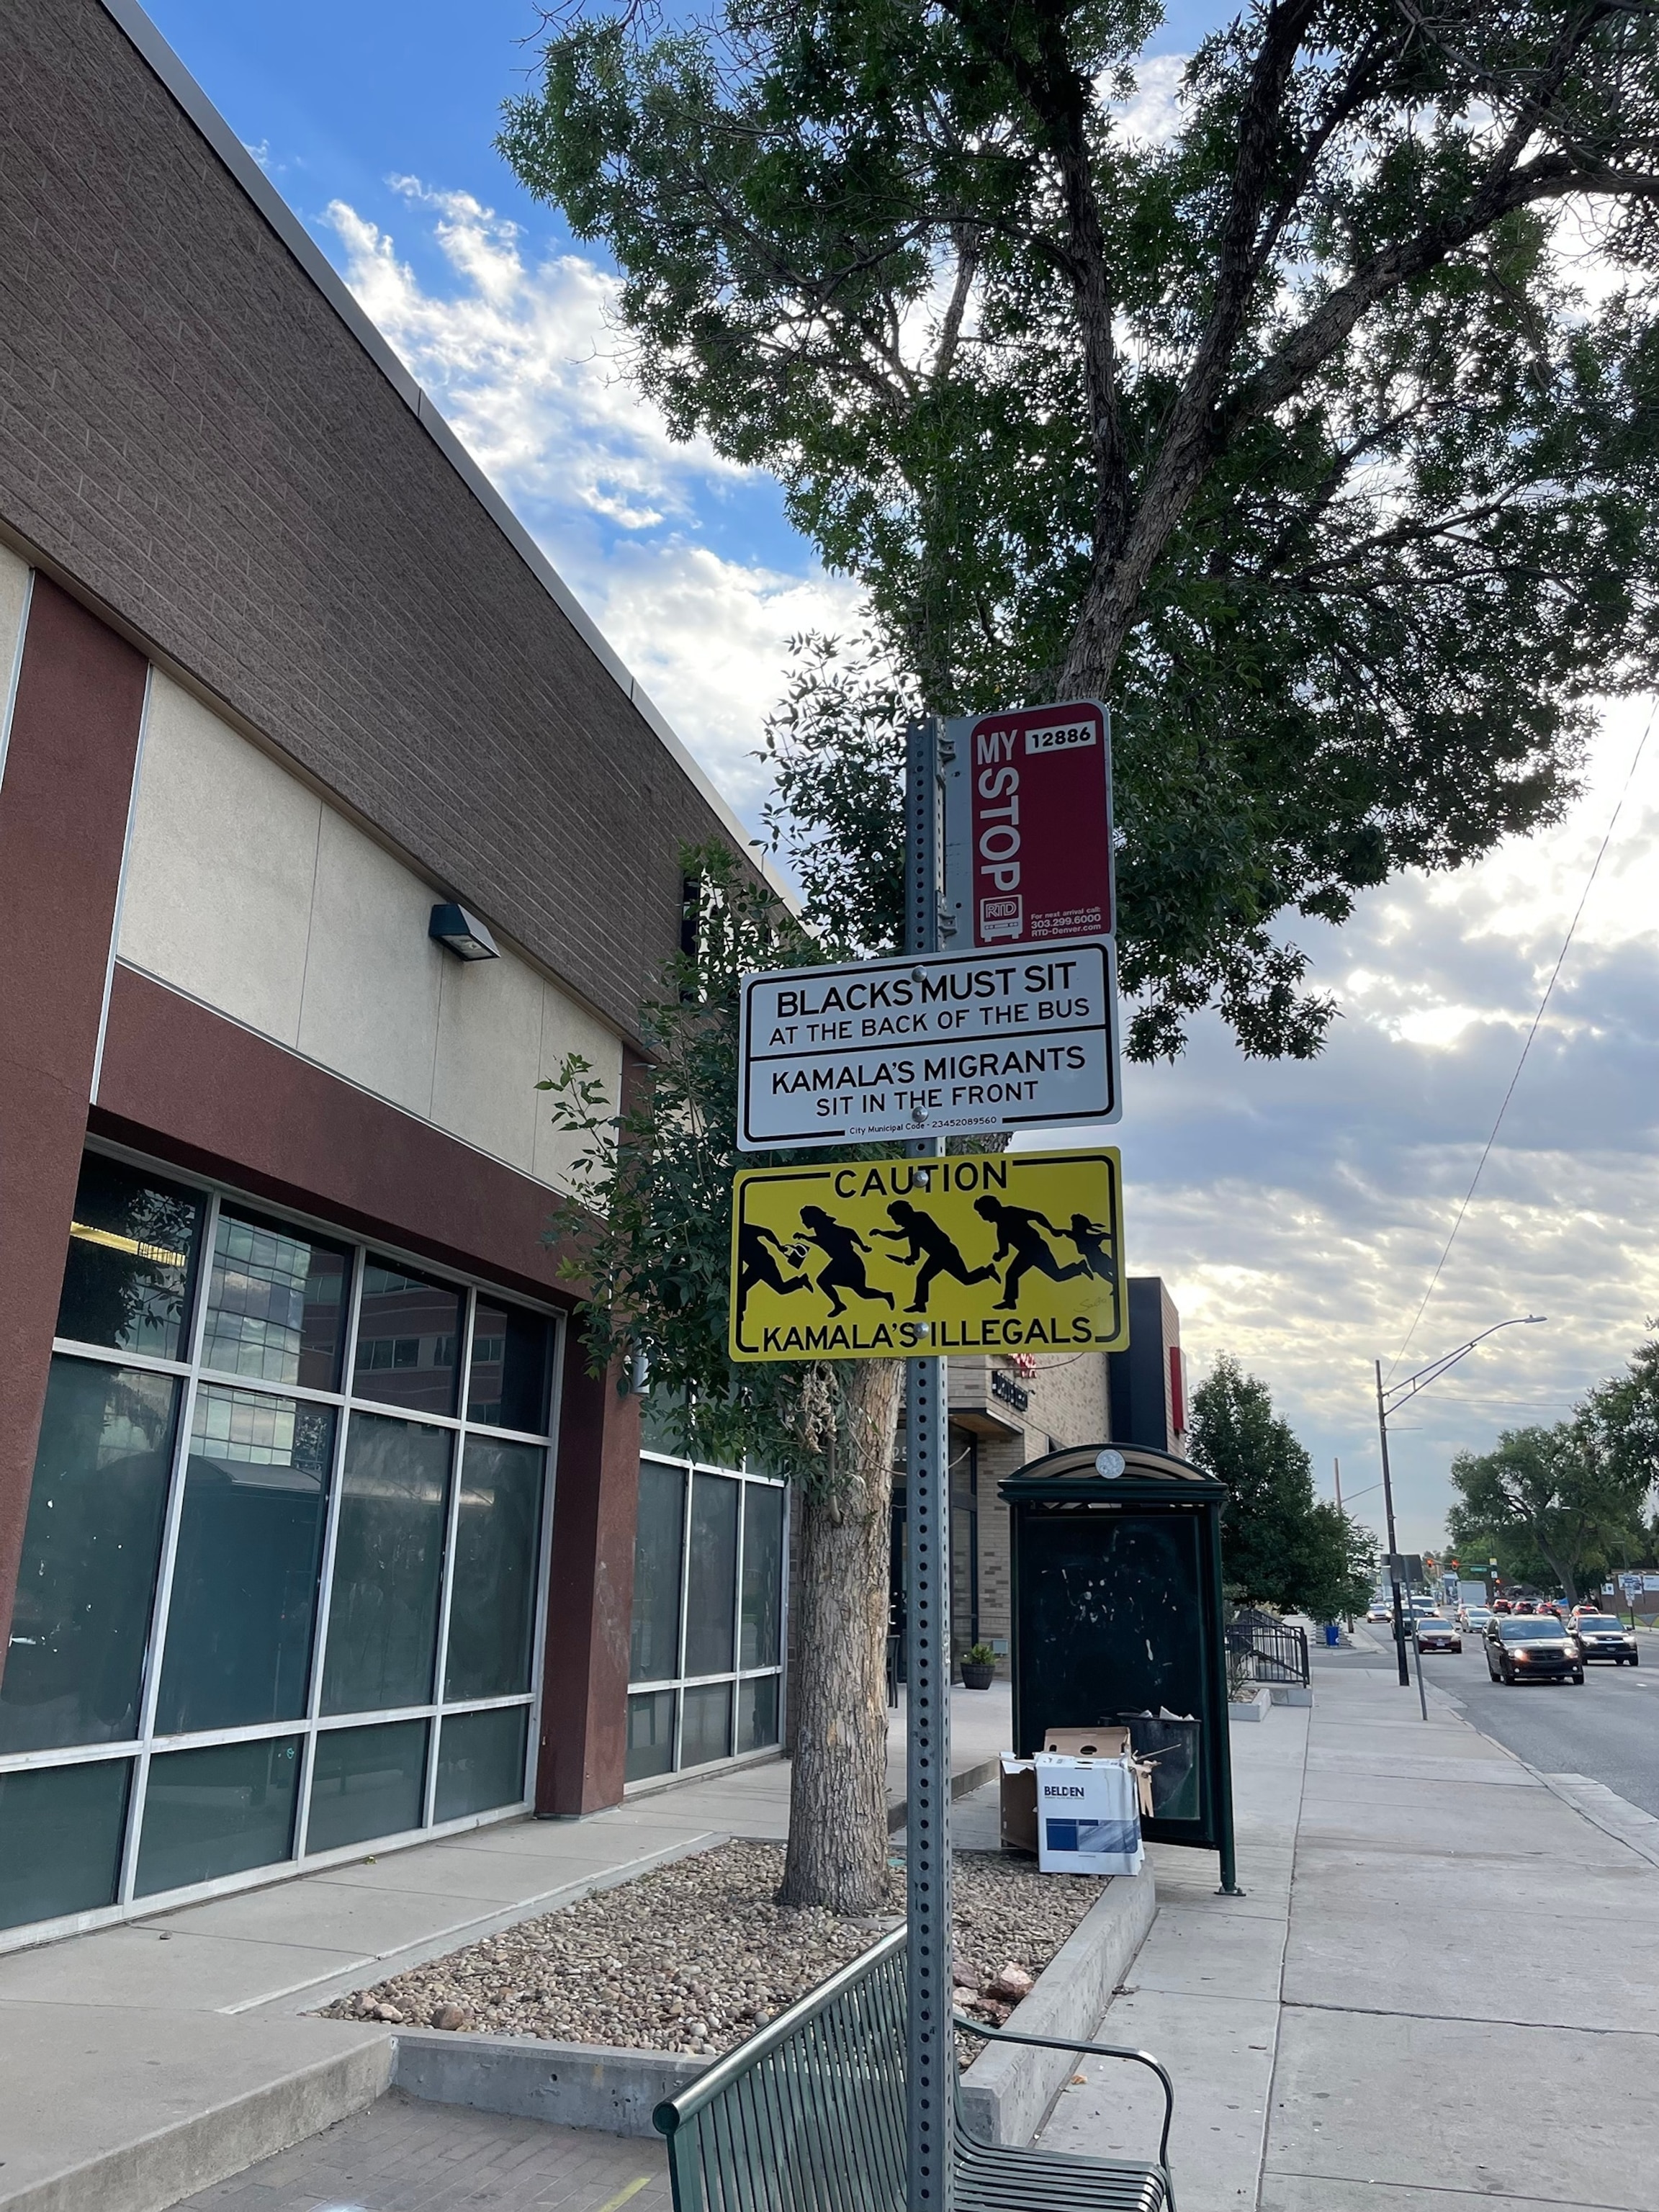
540, 846, 906, 1913
503, 0, 1659, 1057
1188, 1352, 1371, 1614
1446, 1420, 1650, 1601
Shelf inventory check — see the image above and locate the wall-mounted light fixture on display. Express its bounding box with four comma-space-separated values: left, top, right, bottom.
428, 902, 500, 962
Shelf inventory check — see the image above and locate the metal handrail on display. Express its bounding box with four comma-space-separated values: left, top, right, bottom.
1225, 1608, 1309, 1687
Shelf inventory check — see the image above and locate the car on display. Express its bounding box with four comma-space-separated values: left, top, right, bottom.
1413, 1617, 1462, 1653
1484, 1615, 1584, 1684
1570, 1614, 1640, 1665
1366, 1600, 1393, 1624
1492, 1598, 1514, 1614
1457, 1606, 1493, 1633
1511, 1599, 1537, 1614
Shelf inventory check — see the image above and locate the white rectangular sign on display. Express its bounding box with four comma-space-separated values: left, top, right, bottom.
737, 939, 1120, 1151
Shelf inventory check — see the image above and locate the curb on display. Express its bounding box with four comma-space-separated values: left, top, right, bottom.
888, 1755, 1002, 1833
0, 2032, 392, 2212
1228, 1687, 1271, 1722
957, 1866, 1158, 2149
392, 2028, 703, 2138
392, 1849, 1157, 2147
1269, 1685, 1314, 1707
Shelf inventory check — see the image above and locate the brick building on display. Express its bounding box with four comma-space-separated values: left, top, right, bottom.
0, 0, 789, 1943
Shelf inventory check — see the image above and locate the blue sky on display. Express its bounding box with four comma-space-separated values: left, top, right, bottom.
140, 1, 1659, 1557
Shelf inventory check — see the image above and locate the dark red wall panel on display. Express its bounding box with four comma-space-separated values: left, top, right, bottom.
0, 577, 148, 1655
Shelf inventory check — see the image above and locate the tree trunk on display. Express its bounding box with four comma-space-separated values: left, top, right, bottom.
778, 1359, 904, 1913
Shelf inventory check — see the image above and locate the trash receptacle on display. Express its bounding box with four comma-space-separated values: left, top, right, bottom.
1323, 1621, 1340, 1647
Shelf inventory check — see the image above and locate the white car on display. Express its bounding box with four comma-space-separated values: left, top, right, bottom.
1366, 1600, 1393, 1624
1458, 1606, 1494, 1632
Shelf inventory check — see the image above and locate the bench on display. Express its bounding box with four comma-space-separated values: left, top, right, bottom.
653, 1925, 1174, 2211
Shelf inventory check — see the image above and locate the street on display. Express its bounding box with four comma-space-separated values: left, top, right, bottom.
1406, 1632, 1659, 1817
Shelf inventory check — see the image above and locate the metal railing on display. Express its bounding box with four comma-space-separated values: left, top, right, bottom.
655, 1925, 908, 2211
653, 1925, 1175, 2211
1224, 1606, 1310, 1688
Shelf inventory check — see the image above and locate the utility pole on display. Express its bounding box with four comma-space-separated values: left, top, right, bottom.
1375, 1361, 1410, 1688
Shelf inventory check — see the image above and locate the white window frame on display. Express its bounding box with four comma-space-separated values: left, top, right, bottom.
0, 1138, 564, 1952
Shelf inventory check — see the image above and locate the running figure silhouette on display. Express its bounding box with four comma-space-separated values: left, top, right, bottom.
972, 1196, 1089, 1310
871, 1200, 997, 1314
1057, 1213, 1117, 1285
796, 1206, 896, 1318
736, 1220, 811, 1303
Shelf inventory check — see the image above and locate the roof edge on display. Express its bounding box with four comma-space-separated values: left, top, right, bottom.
97, 0, 793, 904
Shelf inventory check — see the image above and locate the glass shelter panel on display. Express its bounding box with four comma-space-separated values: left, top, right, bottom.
0, 1359, 179, 1753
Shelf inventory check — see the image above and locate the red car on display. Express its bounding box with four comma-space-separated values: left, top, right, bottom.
1492, 1599, 1514, 1614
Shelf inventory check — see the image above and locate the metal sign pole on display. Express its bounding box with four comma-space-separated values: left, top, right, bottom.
904, 719, 953, 2212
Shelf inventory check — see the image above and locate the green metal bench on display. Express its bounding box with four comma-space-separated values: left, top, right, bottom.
652, 1925, 1174, 2211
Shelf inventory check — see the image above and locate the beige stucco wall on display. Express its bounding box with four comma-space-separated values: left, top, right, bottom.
114, 671, 623, 1192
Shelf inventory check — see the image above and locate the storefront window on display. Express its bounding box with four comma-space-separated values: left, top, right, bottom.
624, 1423, 786, 1785
0, 1150, 559, 1938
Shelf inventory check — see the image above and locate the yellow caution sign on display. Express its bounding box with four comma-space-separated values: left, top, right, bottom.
729, 1148, 1125, 1362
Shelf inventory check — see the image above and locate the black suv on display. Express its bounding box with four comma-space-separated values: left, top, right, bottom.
1484, 1615, 1583, 1685
1570, 1615, 1640, 1666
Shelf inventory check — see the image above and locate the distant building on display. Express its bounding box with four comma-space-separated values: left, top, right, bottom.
890, 1280, 1185, 1674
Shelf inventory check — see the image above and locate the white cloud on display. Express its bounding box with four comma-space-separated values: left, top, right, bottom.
321, 181, 860, 809
1097, 695, 1659, 1550
1106, 53, 1190, 150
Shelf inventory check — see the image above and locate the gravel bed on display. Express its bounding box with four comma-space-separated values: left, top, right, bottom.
322, 1841, 1104, 2063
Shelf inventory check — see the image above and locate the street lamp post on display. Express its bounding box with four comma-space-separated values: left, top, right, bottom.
1374, 1316, 1548, 1696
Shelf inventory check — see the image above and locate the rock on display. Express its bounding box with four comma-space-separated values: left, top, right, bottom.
372, 2002, 404, 2024
431, 2002, 469, 2031
985, 1964, 1034, 2002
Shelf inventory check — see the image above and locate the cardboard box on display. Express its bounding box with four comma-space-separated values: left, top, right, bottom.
1042, 1726, 1131, 1759
1040, 1727, 1154, 1818
999, 1755, 1038, 1854
1033, 1753, 1144, 1876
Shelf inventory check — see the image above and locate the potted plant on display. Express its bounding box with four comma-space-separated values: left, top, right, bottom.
961, 1643, 998, 1689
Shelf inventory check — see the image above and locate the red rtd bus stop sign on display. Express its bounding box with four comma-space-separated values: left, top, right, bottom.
957, 699, 1114, 948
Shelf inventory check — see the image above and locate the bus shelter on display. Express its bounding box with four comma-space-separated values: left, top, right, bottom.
1001, 1442, 1241, 1893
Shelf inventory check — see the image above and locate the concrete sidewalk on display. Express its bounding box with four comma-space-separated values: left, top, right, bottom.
0, 1689, 1005, 2212
1038, 1635, 1659, 2210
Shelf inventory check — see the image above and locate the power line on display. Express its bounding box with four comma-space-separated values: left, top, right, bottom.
1388, 703, 1657, 1380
